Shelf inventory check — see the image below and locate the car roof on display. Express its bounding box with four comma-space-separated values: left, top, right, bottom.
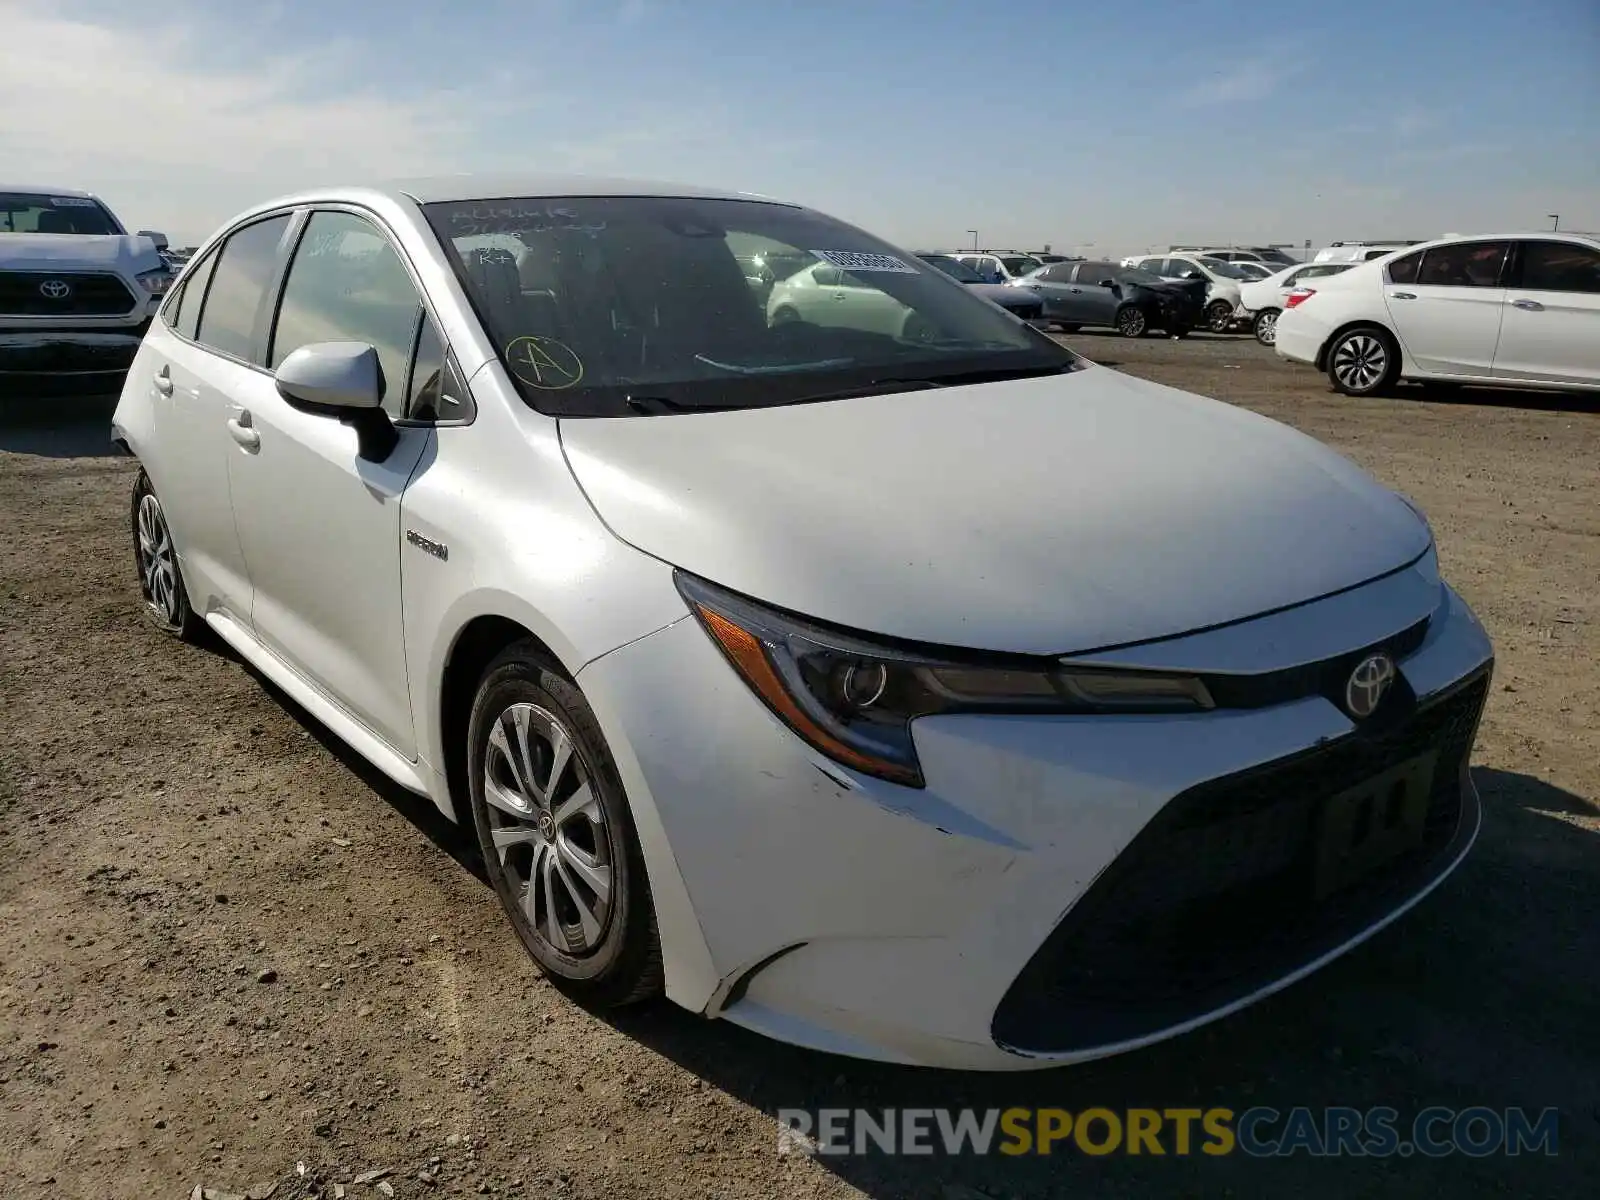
1380, 232, 1600, 255
227, 174, 799, 220
1, 183, 97, 197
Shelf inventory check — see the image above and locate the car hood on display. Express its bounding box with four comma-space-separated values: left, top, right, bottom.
559, 366, 1430, 654
0, 233, 163, 274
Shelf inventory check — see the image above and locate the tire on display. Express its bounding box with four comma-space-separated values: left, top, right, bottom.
131, 470, 203, 641
1114, 305, 1148, 338
1205, 300, 1235, 334
466, 642, 663, 1008
1253, 308, 1281, 346
1326, 326, 1400, 397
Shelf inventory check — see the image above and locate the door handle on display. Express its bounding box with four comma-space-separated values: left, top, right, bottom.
1389, 291, 1417, 300
153, 365, 174, 396
226, 411, 261, 452
1511, 299, 1544, 312
1070, 287, 1083, 293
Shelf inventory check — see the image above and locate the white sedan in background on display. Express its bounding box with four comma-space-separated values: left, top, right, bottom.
1239, 262, 1357, 345
113, 175, 1494, 1070
1276, 233, 1600, 395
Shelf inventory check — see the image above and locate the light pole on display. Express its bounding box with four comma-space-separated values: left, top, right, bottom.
967, 229, 979, 251
1548, 214, 1560, 231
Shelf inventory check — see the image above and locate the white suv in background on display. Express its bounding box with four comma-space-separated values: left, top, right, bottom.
1, 184, 172, 384
1274, 233, 1600, 396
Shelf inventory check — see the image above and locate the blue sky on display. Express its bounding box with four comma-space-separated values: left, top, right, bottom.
3, 0, 1596, 252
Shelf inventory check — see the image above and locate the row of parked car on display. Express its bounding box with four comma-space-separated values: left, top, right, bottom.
912, 242, 1440, 343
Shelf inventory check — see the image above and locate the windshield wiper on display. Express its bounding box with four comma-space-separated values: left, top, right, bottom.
623, 394, 750, 415
787, 377, 949, 404
693, 354, 855, 375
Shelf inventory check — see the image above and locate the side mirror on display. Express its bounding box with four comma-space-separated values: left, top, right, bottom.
138, 230, 169, 251
275, 342, 397, 462
1098, 279, 1118, 289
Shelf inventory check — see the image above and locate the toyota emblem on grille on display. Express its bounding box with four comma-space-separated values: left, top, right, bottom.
39, 279, 73, 300
1345, 653, 1396, 719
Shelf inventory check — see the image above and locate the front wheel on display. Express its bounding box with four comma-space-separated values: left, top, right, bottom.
1114, 305, 1148, 338
466, 644, 663, 1008
1253, 308, 1281, 346
131, 471, 203, 640
1326, 327, 1400, 396
1205, 300, 1235, 333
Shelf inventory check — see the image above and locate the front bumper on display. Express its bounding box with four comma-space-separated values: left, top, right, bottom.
578, 576, 1493, 1070
0, 324, 149, 376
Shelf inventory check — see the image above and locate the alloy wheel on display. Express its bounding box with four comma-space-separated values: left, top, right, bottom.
1332, 334, 1388, 393
1255, 310, 1279, 345
482, 702, 613, 956
136, 493, 181, 625
1116, 307, 1147, 337
1206, 302, 1234, 333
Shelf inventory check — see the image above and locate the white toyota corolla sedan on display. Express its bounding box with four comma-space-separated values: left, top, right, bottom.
114, 176, 1494, 1070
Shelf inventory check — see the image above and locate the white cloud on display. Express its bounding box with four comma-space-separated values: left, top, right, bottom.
1181, 59, 1295, 106
0, 4, 507, 241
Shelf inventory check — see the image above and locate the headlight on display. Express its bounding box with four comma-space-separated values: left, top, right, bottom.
677, 572, 1213, 788
136, 268, 172, 295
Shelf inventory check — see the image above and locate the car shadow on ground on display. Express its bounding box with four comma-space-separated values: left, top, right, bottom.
1399, 383, 1600, 417
210, 641, 489, 886
597, 766, 1598, 1198
0, 391, 121, 457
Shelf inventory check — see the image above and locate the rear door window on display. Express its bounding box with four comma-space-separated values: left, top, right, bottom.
195, 215, 292, 362
168, 248, 220, 341
1415, 241, 1511, 288
1387, 251, 1422, 285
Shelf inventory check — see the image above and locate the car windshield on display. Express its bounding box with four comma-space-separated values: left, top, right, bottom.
1195, 257, 1250, 280
0, 192, 121, 235
919, 254, 986, 284
999, 255, 1041, 275
425, 196, 1077, 416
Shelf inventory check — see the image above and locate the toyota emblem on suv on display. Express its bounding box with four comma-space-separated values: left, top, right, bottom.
39, 279, 73, 300
1345, 653, 1396, 719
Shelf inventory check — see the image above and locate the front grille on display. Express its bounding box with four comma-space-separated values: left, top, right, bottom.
0, 271, 137, 316
1202, 615, 1430, 711
992, 669, 1490, 1054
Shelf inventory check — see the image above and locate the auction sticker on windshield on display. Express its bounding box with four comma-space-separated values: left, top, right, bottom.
810, 250, 917, 273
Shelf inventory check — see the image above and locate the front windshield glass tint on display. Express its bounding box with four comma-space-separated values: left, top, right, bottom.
425, 197, 1073, 415
0, 192, 120, 235
920, 254, 985, 283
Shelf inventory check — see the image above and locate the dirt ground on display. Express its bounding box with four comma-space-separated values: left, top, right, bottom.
2, 335, 1597, 1200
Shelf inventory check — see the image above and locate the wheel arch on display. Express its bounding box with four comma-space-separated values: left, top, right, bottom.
432, 605, 719, 1009
1315, 319, 1397, 372
437, 613, 570, 826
